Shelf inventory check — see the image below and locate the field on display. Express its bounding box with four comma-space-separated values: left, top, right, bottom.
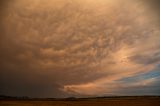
0, 97, 160, 106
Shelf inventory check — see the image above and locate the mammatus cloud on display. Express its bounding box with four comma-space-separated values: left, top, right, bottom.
0, 0, 160, 97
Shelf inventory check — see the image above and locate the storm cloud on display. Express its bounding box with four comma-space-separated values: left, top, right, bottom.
0, 0, 160, 98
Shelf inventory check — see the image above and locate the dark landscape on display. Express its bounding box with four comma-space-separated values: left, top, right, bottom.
1, 96, 160, 106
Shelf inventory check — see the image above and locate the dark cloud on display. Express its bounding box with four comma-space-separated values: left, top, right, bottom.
145, 0, 160, 14
129, 52, 160, 65
140, 0, 160, 26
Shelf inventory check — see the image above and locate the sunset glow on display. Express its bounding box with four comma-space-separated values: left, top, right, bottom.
0, 0, 160, 98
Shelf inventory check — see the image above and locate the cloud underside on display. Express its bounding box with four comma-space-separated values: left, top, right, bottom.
0, 0, 160, 97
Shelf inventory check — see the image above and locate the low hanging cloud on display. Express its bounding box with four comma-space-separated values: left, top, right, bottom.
0, 0, 160, 97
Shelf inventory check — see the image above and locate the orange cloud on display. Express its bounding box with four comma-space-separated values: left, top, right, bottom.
0, 0, 159, 97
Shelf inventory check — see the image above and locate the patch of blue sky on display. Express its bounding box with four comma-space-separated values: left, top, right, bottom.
117, 64, 160, 83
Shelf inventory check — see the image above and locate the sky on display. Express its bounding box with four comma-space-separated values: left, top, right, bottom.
0, 0, 160, 98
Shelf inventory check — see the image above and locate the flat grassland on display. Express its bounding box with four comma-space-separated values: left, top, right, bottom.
0, 97, 160, 106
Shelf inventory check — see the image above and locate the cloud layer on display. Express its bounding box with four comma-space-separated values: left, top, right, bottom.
0, 0, 160, 97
